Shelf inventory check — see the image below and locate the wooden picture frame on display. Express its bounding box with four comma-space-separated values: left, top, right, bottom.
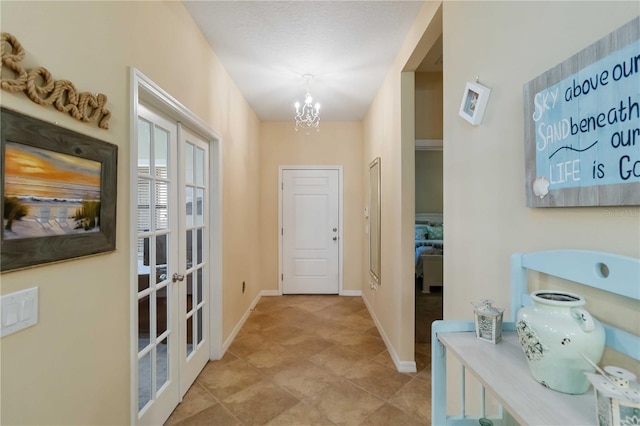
1, 107, 117, 272
459, 81, 491, 125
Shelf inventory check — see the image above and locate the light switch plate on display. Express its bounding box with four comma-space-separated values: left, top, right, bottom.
1, 287, 38, 338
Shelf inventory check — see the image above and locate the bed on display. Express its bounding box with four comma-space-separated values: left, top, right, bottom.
415, 213, 444, 293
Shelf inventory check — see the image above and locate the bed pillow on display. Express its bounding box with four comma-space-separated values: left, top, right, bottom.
426, 224, 443, 240
415, 224, 429, 240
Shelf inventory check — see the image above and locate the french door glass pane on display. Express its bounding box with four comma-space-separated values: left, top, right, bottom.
197, 268, 203, 304
186, 273, 193, 312
196, 268, 202, 305
196, 189, 204, 226
138, 237, 150, 292
138, 119, 151, 166
156, 234, 169, 283
196, 229, 203, 265
138, 352, 152, 411
154, 127, 169, 178
186, 187, 194, 227
155, 182, 168, 230
186, 230, 193, 268
137, 179, 151, 233
157, 338, 169, 391
156, 286, 168, 336
185, 144, 194, 184
186, 316, 193, 356
195, 147, 204, 186
197, 308, 203, 344
138, 295, 150, 350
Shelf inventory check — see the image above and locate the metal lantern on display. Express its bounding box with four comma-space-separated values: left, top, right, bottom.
472, 299, 504, 344
585, 366, 640, 426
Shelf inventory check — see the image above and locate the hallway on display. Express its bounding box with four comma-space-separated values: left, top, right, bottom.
165, 295, 431, 425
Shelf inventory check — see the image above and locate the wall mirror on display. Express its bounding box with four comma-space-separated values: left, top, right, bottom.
369, 157, 381, 284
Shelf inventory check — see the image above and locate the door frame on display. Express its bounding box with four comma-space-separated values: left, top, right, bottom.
129, 68, 223, 424
278, 166, 344, 295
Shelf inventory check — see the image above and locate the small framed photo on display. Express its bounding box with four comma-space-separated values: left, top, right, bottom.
459, 81, 491, 125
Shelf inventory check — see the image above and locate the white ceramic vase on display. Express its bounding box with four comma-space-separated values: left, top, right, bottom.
516, 290, 605, 395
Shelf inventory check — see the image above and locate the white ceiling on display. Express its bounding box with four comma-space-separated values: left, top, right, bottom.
183, 1, 427, 121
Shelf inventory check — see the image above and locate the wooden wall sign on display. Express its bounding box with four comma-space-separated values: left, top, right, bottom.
523, 17, 639, 207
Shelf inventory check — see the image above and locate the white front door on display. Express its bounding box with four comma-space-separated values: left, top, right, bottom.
136, 105, 210, 425
281, 168, 340, 294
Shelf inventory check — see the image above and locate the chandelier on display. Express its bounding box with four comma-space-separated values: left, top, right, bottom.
294, 74, 320, 133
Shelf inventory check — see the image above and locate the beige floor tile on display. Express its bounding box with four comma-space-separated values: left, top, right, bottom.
239, 312, 281, 334
228, 332, 267, 357
260, 323, 306, 344
322, 327, 364, 346
339, 333, 387, 357
221, 379, 299, 425
344, 358, 413, 399
243, 341, 300, 375
164, 381, 217, 425
359, 403, 425, 426
295, 297, 341, 313
415, 365, 431, 383
271, 359, 341, 399
308, 380, 385, 426
278, 333, 335, 358
371, 350, 396, 370
169, 403, 242, 426
388, 377, 431, 421
267, 400, 336, 426
197, 357, 263, 400
314, 302, 366, 320
414, 351, 431, 374
308, 345, 364, 377
365, 326, 382, 338
176, 295, 433, 426
340, 311, 376, 332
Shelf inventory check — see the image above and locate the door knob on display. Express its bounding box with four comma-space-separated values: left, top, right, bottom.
172, 273, 185, 283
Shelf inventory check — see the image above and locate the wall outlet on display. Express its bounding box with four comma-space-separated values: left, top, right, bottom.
242, 281, 245, 293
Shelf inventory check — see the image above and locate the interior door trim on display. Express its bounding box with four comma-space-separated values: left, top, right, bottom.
278, 165, 344, 296
129, 68, 223, 425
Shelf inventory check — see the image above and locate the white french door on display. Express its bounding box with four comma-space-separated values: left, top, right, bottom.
281, 168, 341, 294
135, 105, 210, 425
178, 125, 209, 395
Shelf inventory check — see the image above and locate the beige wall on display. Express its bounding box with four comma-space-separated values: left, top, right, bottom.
0, 2, 260, 424
415, 150, 443, 214
362, 2, 443, 365
415, 71, 443, 139
259, 122, 364, 293
442, 0, 639, 373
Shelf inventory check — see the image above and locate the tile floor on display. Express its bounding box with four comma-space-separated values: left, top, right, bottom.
165, 295, 431, 425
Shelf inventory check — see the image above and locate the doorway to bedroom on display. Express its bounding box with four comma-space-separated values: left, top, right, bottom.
414, 36, 444, 347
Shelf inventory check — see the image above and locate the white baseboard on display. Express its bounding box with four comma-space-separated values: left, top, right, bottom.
340, 290, 362, 296
362, 294, 417, 373
222, 291, 263, 353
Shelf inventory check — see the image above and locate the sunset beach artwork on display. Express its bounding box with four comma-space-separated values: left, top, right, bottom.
3, 141, 102, 240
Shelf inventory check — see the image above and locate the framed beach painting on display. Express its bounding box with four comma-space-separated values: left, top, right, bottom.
1, 107, 117, 272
